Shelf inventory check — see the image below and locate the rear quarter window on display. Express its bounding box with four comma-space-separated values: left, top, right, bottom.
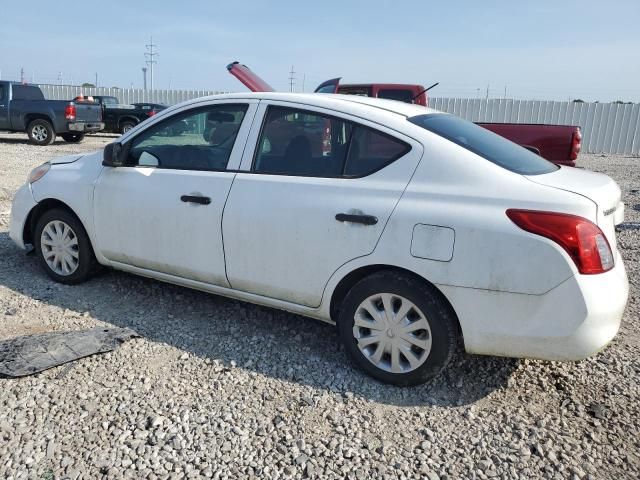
409, 114, 558, 175
344, 126, 410, 177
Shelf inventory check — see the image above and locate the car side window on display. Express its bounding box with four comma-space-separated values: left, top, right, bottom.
253, 105, 410, 178
0, 85, 5, 101
253, 106, 352, 177
343, 126, 411, 177
127, 104, 248, 171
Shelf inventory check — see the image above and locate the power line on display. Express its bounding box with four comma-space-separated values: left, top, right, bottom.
288, 66, 296, 92
145, 36, 158, 91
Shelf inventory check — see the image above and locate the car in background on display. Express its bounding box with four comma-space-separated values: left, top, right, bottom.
229, 62, 583, 167
0, 81, 103, 145
9, 92, 627, 385
84, 96, 161, 134
132, 103, 167, 115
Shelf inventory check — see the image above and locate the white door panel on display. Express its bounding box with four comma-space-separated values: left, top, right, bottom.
94, 168, 234, 285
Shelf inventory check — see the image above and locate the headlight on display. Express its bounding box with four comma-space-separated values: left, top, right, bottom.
28, 162, 51, 184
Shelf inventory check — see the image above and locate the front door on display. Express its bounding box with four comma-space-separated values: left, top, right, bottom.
93, 100, 257, 286
222, 102, 423, 307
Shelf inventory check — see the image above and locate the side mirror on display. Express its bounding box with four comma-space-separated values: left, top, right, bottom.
102, 142, 124, 167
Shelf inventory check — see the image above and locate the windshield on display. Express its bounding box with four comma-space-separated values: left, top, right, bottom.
408, 114, 559, 175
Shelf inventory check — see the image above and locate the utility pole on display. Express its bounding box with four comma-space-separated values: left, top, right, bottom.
302, 74, 306, 93
485, 84, 490, 101
20, 67, 25, 84
58, 72, 63, 85
142, 67, 147, 90
288, 66, 296, 92
504, 85, 507, 100
95, 72, 98, 87
145, 36, 158, 92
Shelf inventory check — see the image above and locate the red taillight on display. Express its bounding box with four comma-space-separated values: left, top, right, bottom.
65, 104, 76, 121
506, 209, 614, 274
570, 128, 582, 161
146, 110, 157, 117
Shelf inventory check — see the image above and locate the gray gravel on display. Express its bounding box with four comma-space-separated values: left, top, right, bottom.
0, 132, 639, 479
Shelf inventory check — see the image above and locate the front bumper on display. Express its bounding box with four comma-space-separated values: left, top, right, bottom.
68, 122, 104, 133
9, 183, 38, 250
439, 252, 628, 361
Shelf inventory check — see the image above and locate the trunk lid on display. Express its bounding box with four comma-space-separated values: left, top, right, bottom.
526, 166, 623, 255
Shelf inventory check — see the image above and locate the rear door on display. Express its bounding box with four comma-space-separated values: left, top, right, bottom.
222, 102, 423, 307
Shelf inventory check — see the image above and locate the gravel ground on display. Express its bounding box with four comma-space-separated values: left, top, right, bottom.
0, 131, 638, 480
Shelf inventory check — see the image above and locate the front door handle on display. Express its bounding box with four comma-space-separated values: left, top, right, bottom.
181, 195, 211, 205
335, 213, 378, 225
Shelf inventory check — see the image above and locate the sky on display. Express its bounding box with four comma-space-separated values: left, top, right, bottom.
1, 0, 639, 102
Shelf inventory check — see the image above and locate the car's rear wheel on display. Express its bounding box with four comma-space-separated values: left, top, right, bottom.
34, 208, 96, 284
120, 121, 136, 134
337, 271, 458, 386
61, 133, 85, 143
27, 119, 55, 146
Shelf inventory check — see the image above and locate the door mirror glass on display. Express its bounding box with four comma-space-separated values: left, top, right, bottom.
102, 142, 124, 167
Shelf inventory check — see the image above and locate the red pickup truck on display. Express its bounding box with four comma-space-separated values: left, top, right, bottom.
228, 62, 582, 167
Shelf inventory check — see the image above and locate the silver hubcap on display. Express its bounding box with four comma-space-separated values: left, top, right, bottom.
32, 125, 48, 141
353, 293, 432, 374
40, 220, 79, 276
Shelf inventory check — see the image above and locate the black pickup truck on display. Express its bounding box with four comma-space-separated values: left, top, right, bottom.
0, 81, 104, 145
88, 96, 164, 134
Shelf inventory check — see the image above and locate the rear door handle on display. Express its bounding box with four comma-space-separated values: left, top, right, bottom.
181, 195, 211, 205
335, 213, 378, 225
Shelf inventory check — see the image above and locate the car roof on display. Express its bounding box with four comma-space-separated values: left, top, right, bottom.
181, 91, 440, 119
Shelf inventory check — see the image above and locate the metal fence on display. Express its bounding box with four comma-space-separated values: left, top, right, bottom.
38, 85, 222, 107
39, 84, 640, 155
429, 98, 640, 155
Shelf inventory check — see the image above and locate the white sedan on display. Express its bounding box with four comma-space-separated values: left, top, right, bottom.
9, 92, 629, 385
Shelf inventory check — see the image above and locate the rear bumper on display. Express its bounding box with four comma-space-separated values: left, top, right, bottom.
68, 122, 104, 133
439, 252, 628, 361
9, 183, 37, 250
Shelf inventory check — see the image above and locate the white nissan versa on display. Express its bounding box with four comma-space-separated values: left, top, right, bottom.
10, 92, 628, 385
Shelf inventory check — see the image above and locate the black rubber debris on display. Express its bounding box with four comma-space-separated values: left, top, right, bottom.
0, 327, 138, 378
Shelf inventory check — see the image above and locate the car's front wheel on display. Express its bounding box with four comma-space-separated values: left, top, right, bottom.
338, 271, 458, 386
34, 208, 96, 284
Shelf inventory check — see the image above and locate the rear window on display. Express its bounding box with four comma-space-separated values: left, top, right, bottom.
409, 114, 558, 175
338, 86, 372, 97
12, 85, 45, 101
378, 89, 414, 103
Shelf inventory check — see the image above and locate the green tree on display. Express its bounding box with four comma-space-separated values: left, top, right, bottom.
81, 83, 95, 88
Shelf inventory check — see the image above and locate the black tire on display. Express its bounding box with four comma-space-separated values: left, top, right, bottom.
27, 119, 55, 146
34, 208, 96, 285
120, 121, 136, 134
61, 133, 85, 143
337, 271, 458, 386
